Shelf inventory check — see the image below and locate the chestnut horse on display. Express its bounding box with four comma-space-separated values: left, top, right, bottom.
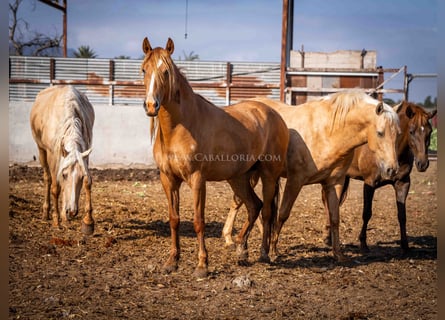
140, 37, 289, 278
323, 101, 436, 253
223, 91, 400, 261
30, 85, 95, 234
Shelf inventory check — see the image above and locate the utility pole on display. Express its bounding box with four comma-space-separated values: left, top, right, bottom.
38, 0, 67, 57
280, 0, 293, 102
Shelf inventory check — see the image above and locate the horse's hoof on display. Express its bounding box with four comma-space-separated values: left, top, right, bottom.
236, 245, 248, 260
237, 259, 251, 267
81, 221, 94, 235
258, 255, 271, 264
324, 236, 332, 247
334, 253, 350, 263
359, 243, 370, 254
162, 263, 178, 275
193, 267, 208, 279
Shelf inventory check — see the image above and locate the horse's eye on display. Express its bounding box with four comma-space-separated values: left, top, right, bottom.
377, 131, 384, 138
409, 129, 415, 135
62, 173, 68, 180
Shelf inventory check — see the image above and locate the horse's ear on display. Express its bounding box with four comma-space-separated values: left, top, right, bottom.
61, 141, 68, 157
405, 105, 415, 119
142, 37, 152, 54
81, 148, 92, 158
375, 102, 384, 115
429, 109, 437, 119
393, 101, 403, 113
166, 37, 175, 55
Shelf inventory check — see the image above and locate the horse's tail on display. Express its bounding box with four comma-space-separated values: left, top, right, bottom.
339, 176, 350, 206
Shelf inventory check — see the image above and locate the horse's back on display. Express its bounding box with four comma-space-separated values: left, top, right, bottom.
225, 99, 289, 151
30, 85, 94, 150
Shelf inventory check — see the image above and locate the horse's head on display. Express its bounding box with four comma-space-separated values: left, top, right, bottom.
140, 37, 176, 117
57, 144, 92, 220
399, 102, 436, 172
367, 101, 400, 179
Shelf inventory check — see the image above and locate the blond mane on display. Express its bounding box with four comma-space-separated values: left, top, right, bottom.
56, 87, 93, 181
322, 90, 399, 133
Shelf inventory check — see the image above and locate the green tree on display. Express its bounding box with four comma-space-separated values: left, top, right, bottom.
420, 95, 437, 109
74, 45, 97, 58
115, 55, 130, 59
179, 50, 199, 61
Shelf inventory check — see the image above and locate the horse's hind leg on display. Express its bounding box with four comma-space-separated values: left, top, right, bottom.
228, 174, 262, 265
257, 172, 281, 263
38, 148, 51, 220
222, 195, 243, 248
81, 176, 94, 235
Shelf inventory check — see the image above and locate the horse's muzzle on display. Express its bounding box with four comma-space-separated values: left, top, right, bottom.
381, 165, 398, 180
415, 158, 429, 172
143, 100, 160, 117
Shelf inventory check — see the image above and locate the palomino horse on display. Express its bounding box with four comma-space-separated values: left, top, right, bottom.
140, 37, 289, 278
30, 85, 95, 234
323, 101, 436, 253
223, 91, 400, 262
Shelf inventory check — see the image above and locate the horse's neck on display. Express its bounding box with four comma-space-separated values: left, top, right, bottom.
395, 113, 411, 157
156, 81, 199, 146
328, 108, 372, 154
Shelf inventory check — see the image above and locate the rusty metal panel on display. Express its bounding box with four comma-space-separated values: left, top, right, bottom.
55, 58, 110, 81
230, 62, 280, 103
9, 56, 281, 106
9, 56, 50, 80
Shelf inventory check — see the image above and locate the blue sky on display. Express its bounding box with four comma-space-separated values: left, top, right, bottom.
13, 0, 437, 103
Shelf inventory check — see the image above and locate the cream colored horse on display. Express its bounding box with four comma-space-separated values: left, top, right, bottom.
223, 91, 400, 262
30, 85, 95, 234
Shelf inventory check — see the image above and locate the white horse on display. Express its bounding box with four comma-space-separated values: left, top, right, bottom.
30, 85, 95, 234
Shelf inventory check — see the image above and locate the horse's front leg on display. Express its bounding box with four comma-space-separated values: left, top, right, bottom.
81, 176, 94, 235
359, 183, 375, 253
38, 148, 51, 220
394, 177, 410, 253
321, 187, 332, 246
159, 172, 182, 274
324, 182, 349, 262
50, 177, 61, 228
190, 173, 208, 278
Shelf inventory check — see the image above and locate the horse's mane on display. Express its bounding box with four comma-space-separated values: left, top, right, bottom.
56, 87, 93, 181
322, 90, 399, 133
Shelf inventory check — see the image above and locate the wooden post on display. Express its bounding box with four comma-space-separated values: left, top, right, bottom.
38, 0, 68, 57
226, 62, 232, 105
280, 0, 288, 102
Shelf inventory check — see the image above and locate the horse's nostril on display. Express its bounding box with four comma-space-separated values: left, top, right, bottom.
386, 168, 395, 178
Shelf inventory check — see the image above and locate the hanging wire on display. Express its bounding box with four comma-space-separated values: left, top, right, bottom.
184, 0, 188, 39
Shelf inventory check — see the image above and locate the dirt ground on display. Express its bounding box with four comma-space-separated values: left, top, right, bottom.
9, 161, 437, 319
